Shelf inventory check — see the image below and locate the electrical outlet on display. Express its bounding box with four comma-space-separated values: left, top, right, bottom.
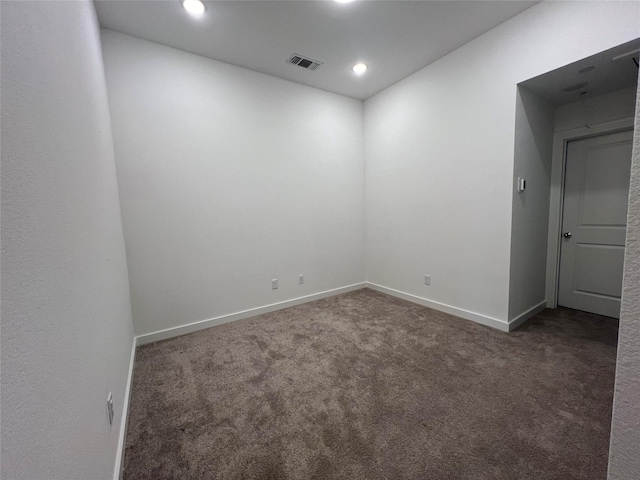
271, 279, 278, 290
107, 392, 114, 425
298, 274, 304, 285
424, 274, 431, 286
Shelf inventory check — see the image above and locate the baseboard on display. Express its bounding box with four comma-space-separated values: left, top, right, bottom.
113, 336, 137, 480
508, 300, 547, 332
136, 282, 367, 345
366, 282, 510, 332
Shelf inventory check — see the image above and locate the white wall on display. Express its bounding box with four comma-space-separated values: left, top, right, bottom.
608, 77, 640, 480
364, 1, 640, 325
555, 87, 637, 133
508, 87, 555, 322
100, 31, 365, 338
0, 2, 135, 479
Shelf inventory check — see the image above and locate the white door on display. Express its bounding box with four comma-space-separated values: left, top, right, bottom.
558, 130, 633, 318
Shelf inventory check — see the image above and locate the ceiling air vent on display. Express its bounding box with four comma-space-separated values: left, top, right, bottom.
287, 53, 323, 71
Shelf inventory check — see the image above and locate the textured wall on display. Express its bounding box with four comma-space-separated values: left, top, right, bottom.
101, 31, 364, 337
608, 73, 640, 480
0, 2, 134, 478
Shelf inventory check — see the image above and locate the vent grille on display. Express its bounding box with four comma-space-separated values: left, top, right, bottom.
287, 53, 323, 71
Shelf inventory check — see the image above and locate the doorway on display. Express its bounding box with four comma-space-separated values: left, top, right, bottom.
512, 39, 639, 323
557, 130, 633, 318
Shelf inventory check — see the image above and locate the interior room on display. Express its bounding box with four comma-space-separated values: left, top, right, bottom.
1, 1, 639, 479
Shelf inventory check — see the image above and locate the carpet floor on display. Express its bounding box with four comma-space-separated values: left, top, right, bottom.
123, 289, 618, 480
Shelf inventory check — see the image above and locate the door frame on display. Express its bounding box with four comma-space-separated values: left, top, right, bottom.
545, 117, 635, 309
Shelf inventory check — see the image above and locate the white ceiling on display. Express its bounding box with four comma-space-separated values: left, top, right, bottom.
520, 39, 640, 106
94, 0, 538, 100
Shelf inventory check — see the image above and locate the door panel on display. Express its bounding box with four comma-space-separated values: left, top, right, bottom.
558, 130, 633, 318
579, 143, 633, 226
574, 244, 625, 298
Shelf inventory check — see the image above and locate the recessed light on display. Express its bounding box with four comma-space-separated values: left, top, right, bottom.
335, 0, 355, 3
182, 0, 205, 16
352, 63, 367, 75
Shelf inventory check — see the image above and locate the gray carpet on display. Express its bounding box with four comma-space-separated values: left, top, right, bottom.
123, 289, 618, 479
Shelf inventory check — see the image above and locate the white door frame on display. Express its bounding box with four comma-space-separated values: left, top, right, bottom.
545, 117, 635, 309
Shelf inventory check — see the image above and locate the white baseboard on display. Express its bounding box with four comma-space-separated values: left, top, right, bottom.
113, 336, 137, 480
366, 282, 510, 332
136, 282, 367, 346
508, 300, 547, 332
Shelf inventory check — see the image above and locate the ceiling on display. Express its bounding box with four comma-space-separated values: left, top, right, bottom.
520, 39, 640, 106
94, 0, 538, 100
